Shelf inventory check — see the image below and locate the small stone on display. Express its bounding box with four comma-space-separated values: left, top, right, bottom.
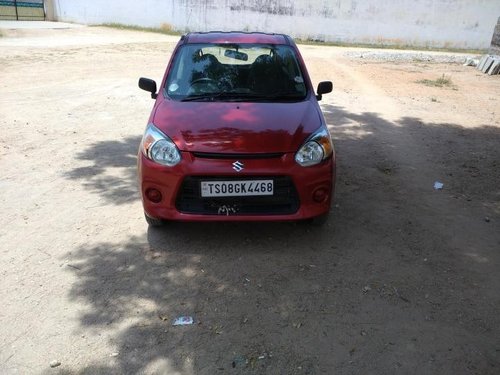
484, 217, 490, 223
362, 285, 371, 293
158, 314, 169, 321
110, 352, 119, 357
50, 360, 61, 368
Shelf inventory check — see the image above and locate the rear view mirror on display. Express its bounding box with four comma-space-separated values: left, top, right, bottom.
139, 77, 158, 99
224, 49, 248, 61
316, 81, 333, 101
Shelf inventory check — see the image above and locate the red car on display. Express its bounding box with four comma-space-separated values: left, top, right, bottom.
138, 31, 335, 226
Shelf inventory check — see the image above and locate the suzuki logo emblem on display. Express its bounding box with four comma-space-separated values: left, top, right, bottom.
232, 161, 244, 172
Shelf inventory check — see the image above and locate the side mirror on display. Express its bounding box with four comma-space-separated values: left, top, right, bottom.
138, 77, 158, 99
316, 81, 333, 101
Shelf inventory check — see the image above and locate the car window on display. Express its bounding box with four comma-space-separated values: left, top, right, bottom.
165, 43, 307, 101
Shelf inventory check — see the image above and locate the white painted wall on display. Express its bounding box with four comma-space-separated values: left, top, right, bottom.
47, 0, 500, 49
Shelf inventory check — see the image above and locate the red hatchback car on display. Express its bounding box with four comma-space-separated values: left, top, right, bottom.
138, 31, 335, 226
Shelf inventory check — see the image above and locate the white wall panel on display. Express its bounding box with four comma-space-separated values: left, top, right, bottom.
48, 0, 500, 49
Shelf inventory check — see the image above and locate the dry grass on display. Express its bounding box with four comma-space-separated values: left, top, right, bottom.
297, 39, 485, 54
98, 23, 181, 36
417, 74, 456, 88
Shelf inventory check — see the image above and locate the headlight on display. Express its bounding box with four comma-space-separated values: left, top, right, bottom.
141, 123, 181, 166
295, 127, 333, 167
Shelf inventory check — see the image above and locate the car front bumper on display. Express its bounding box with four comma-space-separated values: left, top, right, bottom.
138, 151, 335, 222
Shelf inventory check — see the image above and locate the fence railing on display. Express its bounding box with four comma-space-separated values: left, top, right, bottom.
0, 0, 45, 21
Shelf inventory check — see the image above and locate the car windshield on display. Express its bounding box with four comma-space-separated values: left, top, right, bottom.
165, 43, 308, 102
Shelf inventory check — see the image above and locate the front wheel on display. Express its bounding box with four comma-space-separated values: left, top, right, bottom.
311, 213, 329, 226
300, 213, 329, 226
145, 213, 165, 227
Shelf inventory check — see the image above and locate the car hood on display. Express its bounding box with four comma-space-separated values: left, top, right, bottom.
152, 99, 322, 153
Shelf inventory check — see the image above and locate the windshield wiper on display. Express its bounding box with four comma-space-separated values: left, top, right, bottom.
181, 91, 247, 102
238, 92, 305, 102
180, 94, 217, 102
180, 91, 305, 102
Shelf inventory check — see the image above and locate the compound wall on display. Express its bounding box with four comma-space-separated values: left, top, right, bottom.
46, 0, 500, 50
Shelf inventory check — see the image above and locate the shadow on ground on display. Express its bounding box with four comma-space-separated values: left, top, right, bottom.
64, 136, 141, 205
55, 107, 500, 374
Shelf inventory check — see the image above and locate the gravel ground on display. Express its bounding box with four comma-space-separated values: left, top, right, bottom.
1, 25, 499, 375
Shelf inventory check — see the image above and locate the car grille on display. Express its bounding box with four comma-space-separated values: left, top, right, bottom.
192, 152, 284, 159
175, 176, 299, 215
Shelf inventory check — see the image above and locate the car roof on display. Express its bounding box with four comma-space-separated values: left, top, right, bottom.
182, 31, 291, 45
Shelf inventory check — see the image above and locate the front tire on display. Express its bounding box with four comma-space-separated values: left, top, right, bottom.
311, 213, 329, 226
145, 213, 165, 227
299, 213, 330, 226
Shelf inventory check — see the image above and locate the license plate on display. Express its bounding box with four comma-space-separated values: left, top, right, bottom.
201, 180, 274, 197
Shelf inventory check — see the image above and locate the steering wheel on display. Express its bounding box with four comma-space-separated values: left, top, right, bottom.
191, 77, 216, 85
189, 77, 219, 93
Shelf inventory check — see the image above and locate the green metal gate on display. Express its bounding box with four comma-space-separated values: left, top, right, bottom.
0, 0, 45, 21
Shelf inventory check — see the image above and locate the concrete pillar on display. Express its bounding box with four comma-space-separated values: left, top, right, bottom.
44, 0, 57, 21
490, 16, 500, 55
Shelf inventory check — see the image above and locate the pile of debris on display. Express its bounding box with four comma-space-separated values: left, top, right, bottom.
476, 16, 500, 75
470, 55, 500, 75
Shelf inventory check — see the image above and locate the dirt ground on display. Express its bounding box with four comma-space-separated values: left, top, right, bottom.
1, 25, 499, 375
